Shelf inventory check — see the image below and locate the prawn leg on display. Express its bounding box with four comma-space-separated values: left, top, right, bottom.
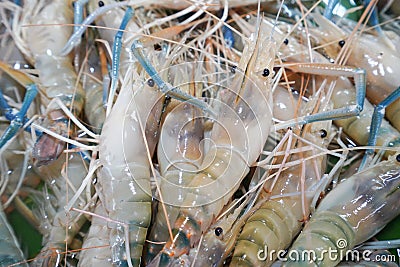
0, 90, 14, 121
222, 25, 235, 48
360, 86, 400, 170
131, 40, 215, 116
60, 0, 136, 56
106, 6, 134, 112
0, 62, 38, 147
276, 63, 366, 130
73, 0, 89, 34
0, 84, 37, 147
323, 0, 339, 19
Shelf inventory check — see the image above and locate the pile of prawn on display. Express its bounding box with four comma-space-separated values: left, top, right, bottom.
1, 0, 400, 266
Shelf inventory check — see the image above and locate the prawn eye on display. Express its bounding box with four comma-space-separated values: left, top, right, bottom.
215, 227, 223, 236
283, 38, 289, 45
262, 68, 270, 77
98, 1, 105, 7
147, 78, 155, 87
338, 40, 345, 47
396, 154, 400, 162
231, 65, 237, 74
319, 129, 327, 138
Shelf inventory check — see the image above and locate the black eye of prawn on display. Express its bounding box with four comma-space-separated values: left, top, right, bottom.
319, 129, 327, 138
262, 68, 270, 77
338, 40, 345, 48
147, 78, 155, 87
215, 227, 223, 237
396, 154, 400, 162
98, 1, 105, 7
283, 38, 289, 45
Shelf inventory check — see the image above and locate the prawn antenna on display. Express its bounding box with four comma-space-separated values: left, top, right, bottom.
269, 0, 285, 40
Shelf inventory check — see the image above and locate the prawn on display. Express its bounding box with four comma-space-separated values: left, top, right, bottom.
230, 84, 336, 266
284, 153, 400, 266
51, 6, 213, 264
260, 16, 400, 158
40, 63, 162, 266
30, 151, 90, 266
95, 65, 165, 266
13, 0, 86, 165
144, 61, 206, 264
309, 13, 400, 131
78, 199, 113, 267
146, 14, 275, 266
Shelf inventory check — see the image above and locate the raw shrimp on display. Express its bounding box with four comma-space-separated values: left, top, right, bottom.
14, 0, 86, 165
78, 199, 112, 267
96, 65, 164, 266
232, 15, 367, 132
262, 17, 400, 157
230, 102, 333, 266
309, 13, 400, 131
47, 60, 164, 266
147, 16, 274, 266
0, 127, 32, 267
144, 62, 205, 264
30, 152, 90, 266
284, 153, 400, 266
185, 187, 257, 267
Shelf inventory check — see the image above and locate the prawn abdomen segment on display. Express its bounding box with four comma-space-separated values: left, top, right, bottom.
99, 163, 151, 266
98, 75, 152, 265
286, 158, 400, 266
231, 199, 303, 266
36, 55, 85, 113
25, 0, 73, 58
100, 164, 152, 213
284, 211, 355, 266
183, 147, 250, 210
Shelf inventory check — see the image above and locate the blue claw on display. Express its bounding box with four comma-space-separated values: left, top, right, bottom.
0, 90, 14, 122
60, 1, 133, 56
222, 25, 234, 48
364, 0, 384, 35
0, 84, 38, 147
108, 7, 134, 104
73, 0, 89, 34
276, 65, 366, 130
323, 0, 340, 20
360, 86, 400, 170
131, 40, 216, 117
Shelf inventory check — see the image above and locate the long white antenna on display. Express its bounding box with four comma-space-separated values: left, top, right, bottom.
270, 0, 286, 40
